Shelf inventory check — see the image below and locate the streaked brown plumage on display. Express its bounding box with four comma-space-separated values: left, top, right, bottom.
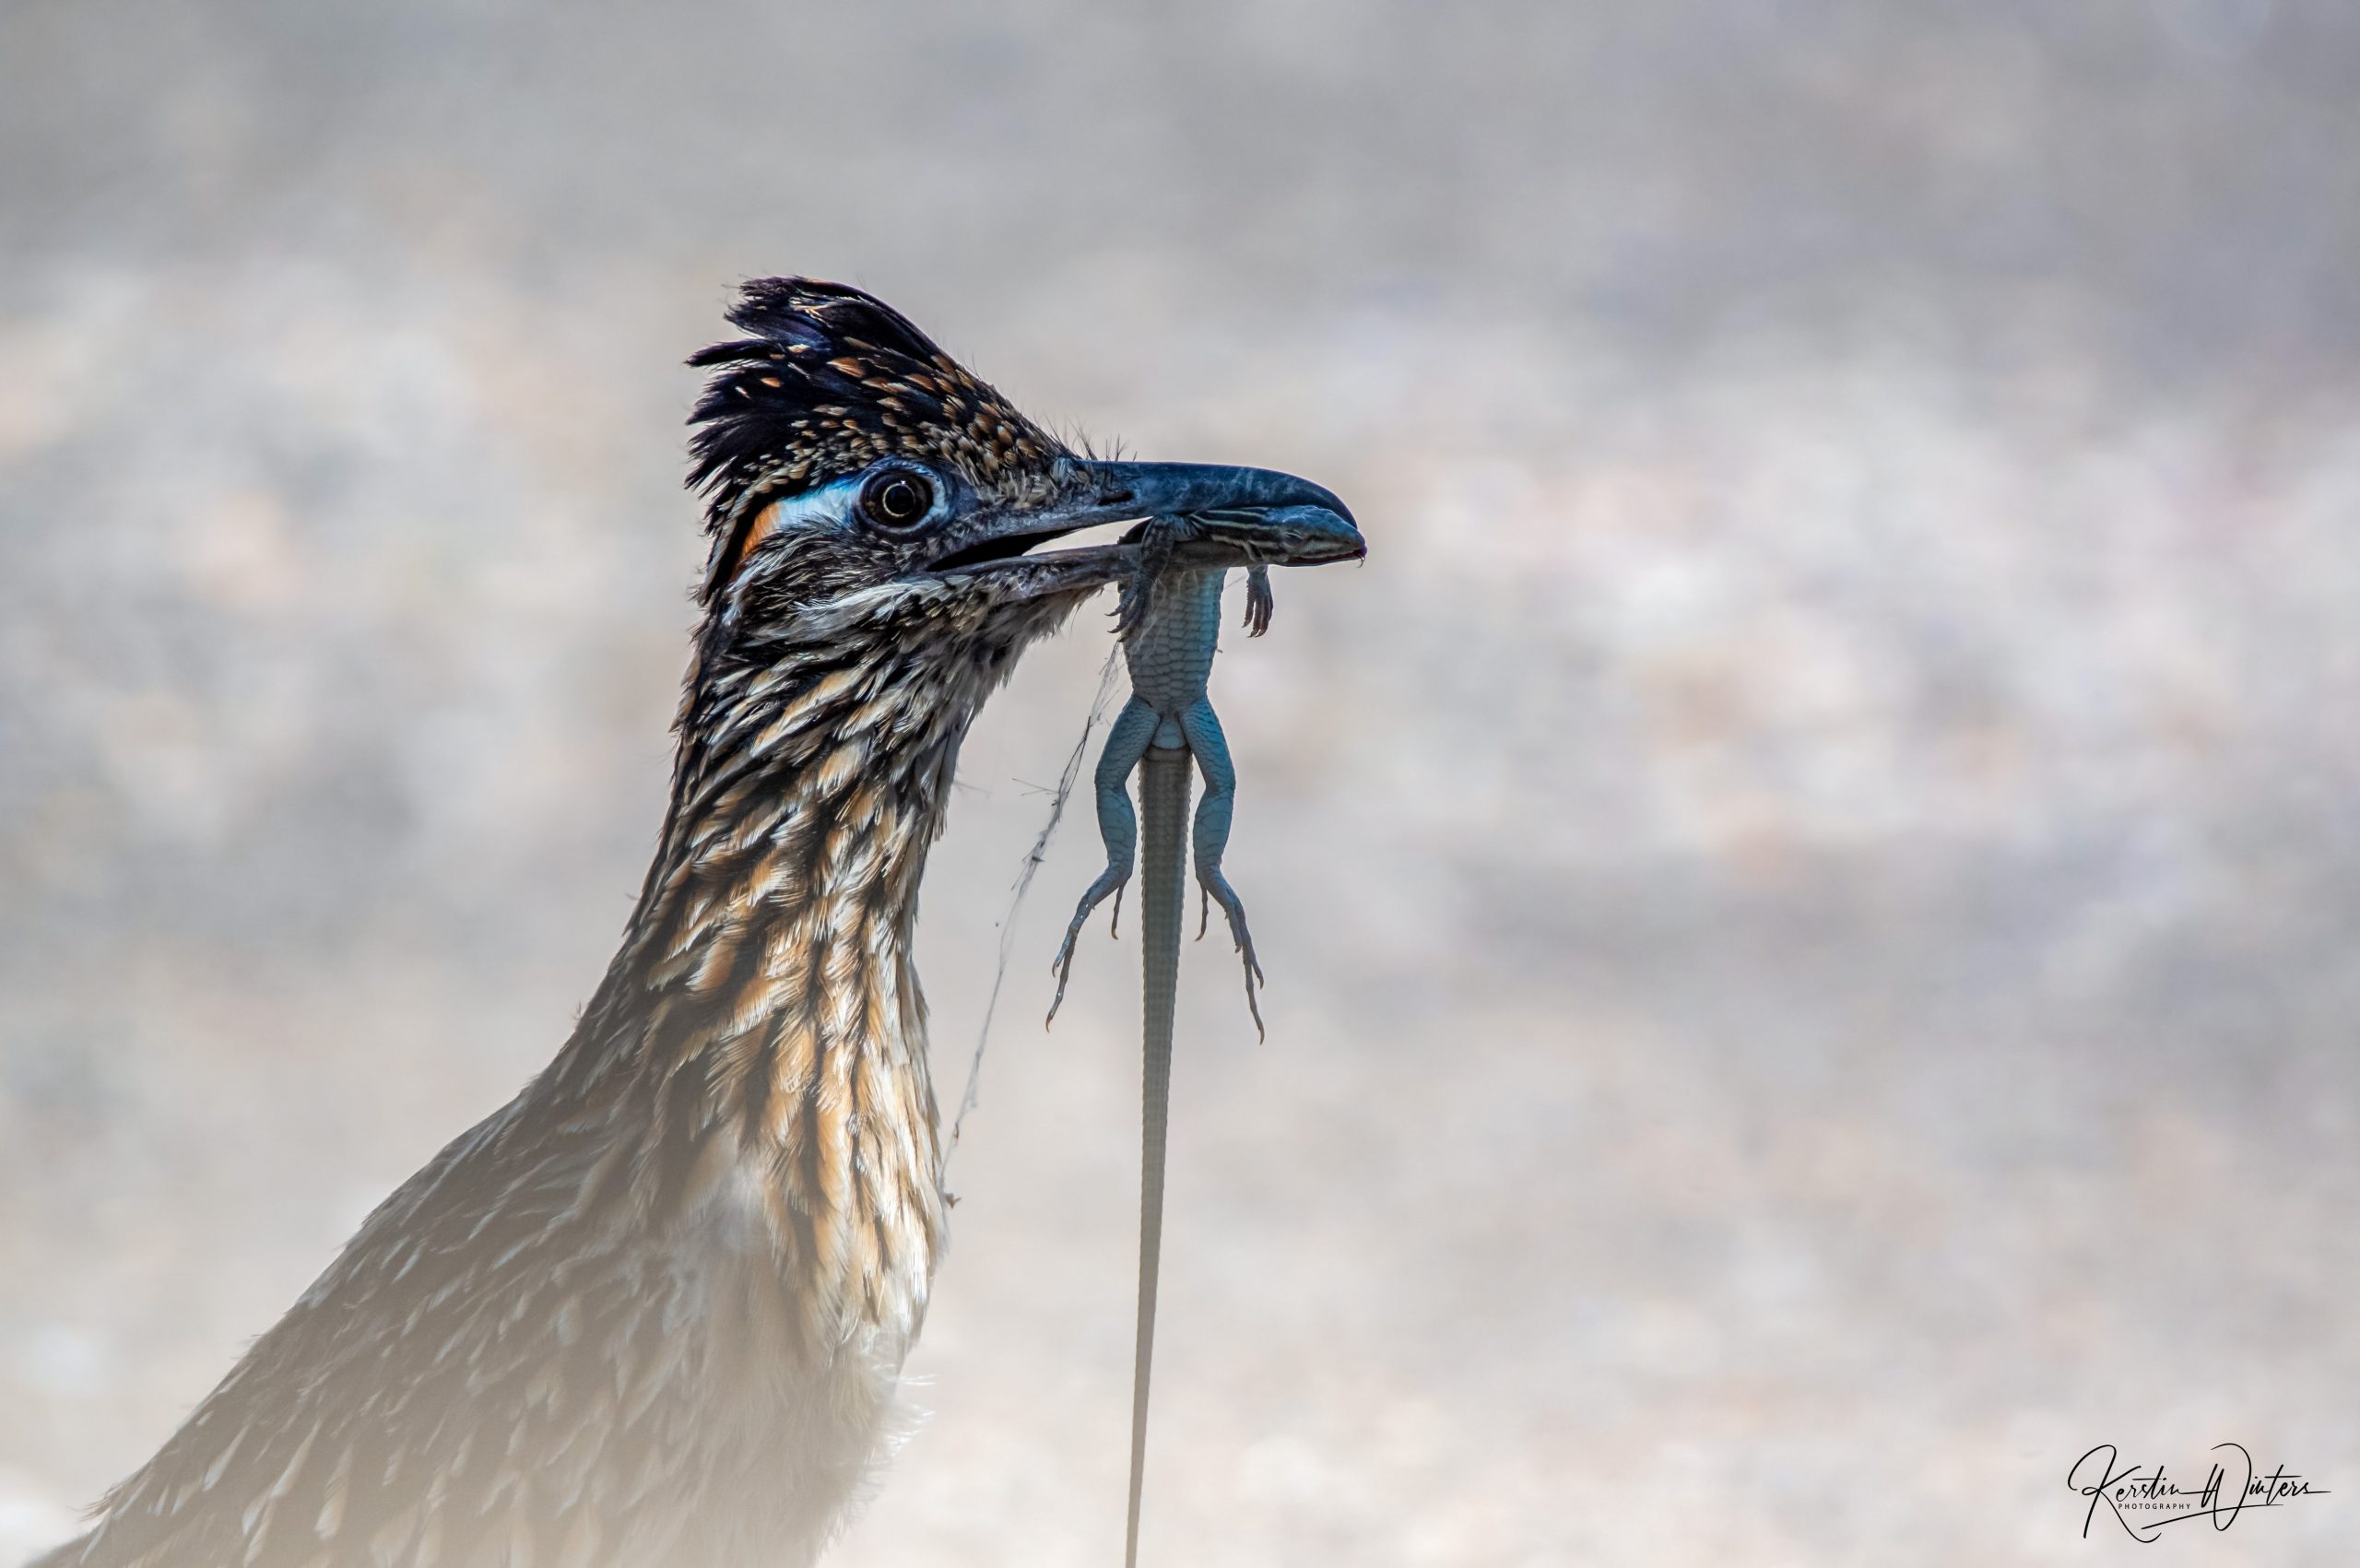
34, 279, 1356, 1568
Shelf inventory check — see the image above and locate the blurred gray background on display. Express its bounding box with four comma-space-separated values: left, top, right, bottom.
3, 1, 2355, 1562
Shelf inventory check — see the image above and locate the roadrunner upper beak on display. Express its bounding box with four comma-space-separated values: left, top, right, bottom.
1078, 461, 1356, 533
926, 459, 1363, 595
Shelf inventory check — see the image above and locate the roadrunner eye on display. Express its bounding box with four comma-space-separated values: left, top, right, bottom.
860, 470, 933, 530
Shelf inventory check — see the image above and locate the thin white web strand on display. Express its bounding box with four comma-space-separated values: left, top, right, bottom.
945, 643, 1125, 1166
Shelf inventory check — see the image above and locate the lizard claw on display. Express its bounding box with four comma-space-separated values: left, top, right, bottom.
1240, 959, 1266, 1043
1242, 565, 1274, 637
1115, 520, 1183, 639
1198, 871, 1267, 1043
1045, 934, 1079, 1028
1114, 575, 1150, 640
1046, 878, 1128, 1028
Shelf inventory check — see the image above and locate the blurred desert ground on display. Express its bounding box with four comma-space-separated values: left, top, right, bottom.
4, 0, 2357, 1562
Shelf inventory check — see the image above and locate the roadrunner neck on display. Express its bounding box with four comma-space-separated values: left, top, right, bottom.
538, 593, 1064, 1350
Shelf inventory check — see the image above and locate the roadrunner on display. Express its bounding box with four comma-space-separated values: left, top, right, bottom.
36, 279, 1360, 1568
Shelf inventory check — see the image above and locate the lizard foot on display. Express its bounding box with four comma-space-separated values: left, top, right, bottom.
1196, 875, 1268, 1042
1242, 565, 1274, 637
1115, 519, 1184, 640
1046, 879, 1127, 1027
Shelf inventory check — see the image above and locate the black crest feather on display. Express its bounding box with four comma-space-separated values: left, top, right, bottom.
687, 279, 953, 520
682, 277, 1065, 603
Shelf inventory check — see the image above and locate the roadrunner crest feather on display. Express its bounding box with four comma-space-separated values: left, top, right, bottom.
33, 279, 1357, 1568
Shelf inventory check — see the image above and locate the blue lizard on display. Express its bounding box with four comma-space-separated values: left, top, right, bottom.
1044, 506, 1347, 1568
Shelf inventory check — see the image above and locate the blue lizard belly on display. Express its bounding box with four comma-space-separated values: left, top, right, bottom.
1124, 568, 1226, 743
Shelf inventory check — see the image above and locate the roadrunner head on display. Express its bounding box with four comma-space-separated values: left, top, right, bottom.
683, 277, 1359, 691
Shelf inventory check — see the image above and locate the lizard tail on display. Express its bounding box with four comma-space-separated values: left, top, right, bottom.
1128, 746, 1190, 1568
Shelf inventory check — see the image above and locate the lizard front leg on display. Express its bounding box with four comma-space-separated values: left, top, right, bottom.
1176, 698, 1266, 1040
1242, 564, 1274, 637
1047, 697, 1162, 1025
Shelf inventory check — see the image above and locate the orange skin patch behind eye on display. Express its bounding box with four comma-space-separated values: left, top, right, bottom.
725, 498, 785, 584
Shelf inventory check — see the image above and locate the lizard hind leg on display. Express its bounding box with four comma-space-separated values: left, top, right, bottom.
1176, 700, 1267, 1041
1047, 699, 1161, 1026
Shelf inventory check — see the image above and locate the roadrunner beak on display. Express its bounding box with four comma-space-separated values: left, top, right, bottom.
927, 460, 1364, 597
1079, 461, 1356, 533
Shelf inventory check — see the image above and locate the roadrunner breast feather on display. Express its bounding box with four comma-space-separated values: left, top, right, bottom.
32, 278, 1358, 1568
